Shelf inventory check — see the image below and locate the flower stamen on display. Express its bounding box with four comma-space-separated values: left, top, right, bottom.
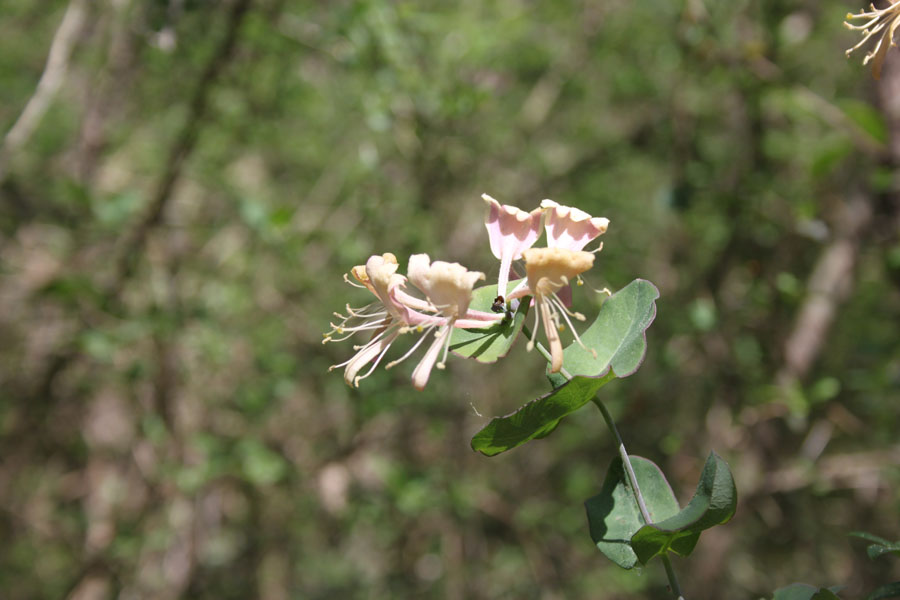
385, 323, 439, 370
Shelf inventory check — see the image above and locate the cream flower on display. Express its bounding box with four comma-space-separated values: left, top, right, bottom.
510, 247, 597, 373
845, 0, 900, 79
325, 253, 498, 389
402, 254, 486, 390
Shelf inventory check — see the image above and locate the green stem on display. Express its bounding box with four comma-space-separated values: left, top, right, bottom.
526, 326, 685, 599
595, 397, 685, 599
590, 397, 652, 524
662, 554, 685, 600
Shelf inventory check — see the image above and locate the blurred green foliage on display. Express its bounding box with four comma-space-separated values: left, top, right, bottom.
1, 0, 899, 599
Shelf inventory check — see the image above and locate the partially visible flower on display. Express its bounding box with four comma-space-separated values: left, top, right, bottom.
325, 253, 421, 387
403, 254, 485, 390
509, 247, 596, 373
540, 199, 609, 252
845, 0, 900, 79
325, 253, 499, 390
482, 194, 543, 311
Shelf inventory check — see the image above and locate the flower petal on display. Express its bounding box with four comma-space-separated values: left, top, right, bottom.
482, 194, 543, 260
408, 254, 485, 318
540, 199, 609, 251
343, 328, 400, 387
523, 247, 595, 294
411, 326, 452, 390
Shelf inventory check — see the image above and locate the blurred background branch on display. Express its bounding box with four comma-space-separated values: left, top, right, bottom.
0, 0, 88, 183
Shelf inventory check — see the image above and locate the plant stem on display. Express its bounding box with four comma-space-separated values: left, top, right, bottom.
590, 397, 653, 524
662, 554, 685, 600
527, 330, 686, 599
593, 396, 685, 599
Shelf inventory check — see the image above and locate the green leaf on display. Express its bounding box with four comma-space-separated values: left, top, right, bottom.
560, 278, 659, 377
630, 452, 737, 564
449, 279, 528, 364
869, 546, 900, 560
867, 582, 900, 600
585, 456, 681, 569
772, 584, 843, 600
850, 531, 894, 545
850, 532, 900, 560
469, 279, 659, 456
546, 371, 568, 389
470, 372, 614, 456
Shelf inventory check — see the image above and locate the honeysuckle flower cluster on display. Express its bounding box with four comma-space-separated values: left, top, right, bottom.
324, 196, 609, 389
845, 0, 900, 79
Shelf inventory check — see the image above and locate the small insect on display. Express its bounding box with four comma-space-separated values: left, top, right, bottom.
491, 295, 505, 313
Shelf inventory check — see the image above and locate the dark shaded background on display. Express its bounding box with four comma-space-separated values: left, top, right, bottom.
1, 1, 899, 598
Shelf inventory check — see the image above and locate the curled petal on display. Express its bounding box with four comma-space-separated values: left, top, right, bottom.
482, 194, 543, 260
411, 326, 453, 390
523, 247, 595, 293
408, 254, 485, 318
365, 254, 402, 302
341, 327, 400, 387
541, 199, 609, 251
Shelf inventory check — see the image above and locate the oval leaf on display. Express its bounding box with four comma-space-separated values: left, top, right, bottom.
631, 452, 737, 564
470, 279, 659, 456
561, 278, 659, 377
585, 456, 680, 569
450, 280, 528, 363
471, 373, 614, 456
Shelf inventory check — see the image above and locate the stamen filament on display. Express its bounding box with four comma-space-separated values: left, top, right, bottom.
549, 294, 597, 359
385, 324, 438, 369
343, 273, 367, 288
436, 319, 457, 369
353, 338, 396, 386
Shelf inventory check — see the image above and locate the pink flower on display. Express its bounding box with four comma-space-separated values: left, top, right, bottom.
482, 194, 543, 310
540, 199, 609, 251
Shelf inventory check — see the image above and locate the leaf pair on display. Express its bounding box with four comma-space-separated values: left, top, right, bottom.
584, 452, 737, 569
